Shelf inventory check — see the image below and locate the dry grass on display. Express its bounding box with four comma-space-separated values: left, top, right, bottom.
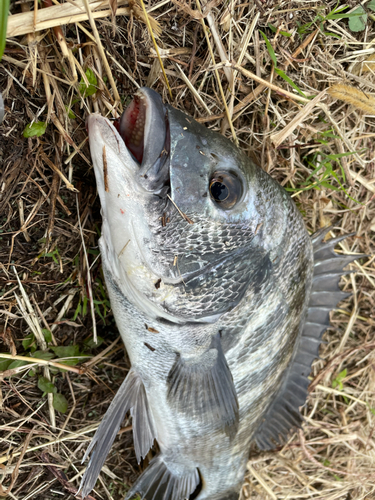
0, 0, 375, 499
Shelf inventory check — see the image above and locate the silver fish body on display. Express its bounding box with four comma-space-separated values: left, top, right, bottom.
80, 88, 358, 500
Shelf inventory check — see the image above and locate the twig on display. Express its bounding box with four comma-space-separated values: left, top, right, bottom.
298, 430, 364, 477
271, 90, 327, 147
7, 0, 130, 37
247, 465, 277, 500
76, 194, 97, 344
167, 194, 194, 224
82, 0, 122, 108
0, 353, 88, 375
222, 62, 311, 103
175, 64, 211, 114
196, 0, 238, 145
0, 424, 103, 465
138, 0, 172, 99
41, 152, 78, 192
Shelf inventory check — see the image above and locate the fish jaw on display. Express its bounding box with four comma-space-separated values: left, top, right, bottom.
87, 112, 154, 278
87, 112, 182, 323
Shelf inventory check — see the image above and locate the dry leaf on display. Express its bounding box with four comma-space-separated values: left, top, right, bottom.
109, 0, 118, 35
129, 0, 162, 37
169, 0, 221, 20
352, 53, 375, 75
220, 9, 231, 31
109, 0, 118, 15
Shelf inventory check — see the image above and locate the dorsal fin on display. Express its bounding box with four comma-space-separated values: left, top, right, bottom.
79, 369, 157, 498
255, 227, 362, 450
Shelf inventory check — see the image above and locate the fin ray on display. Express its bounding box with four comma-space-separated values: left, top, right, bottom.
167, 334, 239, 436
255, 228, 362, 450
79, 369, 156, 498
125, 456, 199, 500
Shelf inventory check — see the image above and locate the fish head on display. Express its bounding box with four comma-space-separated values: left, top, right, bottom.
87, 88, 282, 324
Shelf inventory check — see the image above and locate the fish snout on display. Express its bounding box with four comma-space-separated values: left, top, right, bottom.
117, 87, 170, 195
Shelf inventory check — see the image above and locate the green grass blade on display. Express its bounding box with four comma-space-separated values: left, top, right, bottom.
0, 0, 10, 60
259, 30, 277, 66
274, 68, 307, 98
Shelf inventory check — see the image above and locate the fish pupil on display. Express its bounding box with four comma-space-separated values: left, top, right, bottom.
211, 181, 229, 201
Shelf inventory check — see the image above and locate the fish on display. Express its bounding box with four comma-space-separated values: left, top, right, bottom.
79, 87, 359, 500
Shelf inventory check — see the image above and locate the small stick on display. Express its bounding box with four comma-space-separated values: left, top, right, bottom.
82, 0, 122, 108
102, 145, 109, 192
42, 0, 77, 81
41, 152, 78, 192
188, 24, 198, 81
195, 0, 238, 145
7, 0, 130, 37
222, 62, 311, 103
196, 28, 319, 124
167, 195, 194, 224
205, 9, 233, 86
138, 0, 172, 99
298, 429, 364, 477
0, 353, 87, 375
50, 113, 90, 166
17, 198, 31, 242
270, 90, 327, 147
76, 194, 97, 344
175, 64, 211, 115
46, 172, 60, 246
0, 423, 102, 465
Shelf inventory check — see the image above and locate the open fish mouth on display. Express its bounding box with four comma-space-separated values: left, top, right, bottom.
114, 88, 171, 196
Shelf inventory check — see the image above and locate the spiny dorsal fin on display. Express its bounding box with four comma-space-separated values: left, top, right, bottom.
79, 369, 157, 498
255, 227, 362, 450
167, 333, 239, 437
125, 455, 200, 500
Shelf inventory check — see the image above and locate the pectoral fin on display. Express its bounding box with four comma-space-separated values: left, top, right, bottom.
167, 334, 239, 436
79, 369, 156, 498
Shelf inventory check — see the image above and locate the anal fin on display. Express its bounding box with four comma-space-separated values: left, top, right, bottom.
255, 227, 364, 450
79, 369, 156, 498
167, 333, 239, 437
126, 455, 200, 500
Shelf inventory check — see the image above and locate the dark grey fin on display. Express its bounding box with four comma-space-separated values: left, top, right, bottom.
79, 369, 156, 499
130, 380, 158, 465
209, 489, 240, 500
125, 455, 200, 500
255, 227, 363, 450
167, 334, 239, 436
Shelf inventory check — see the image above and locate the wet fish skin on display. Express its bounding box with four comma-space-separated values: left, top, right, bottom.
79, 88, 353, 500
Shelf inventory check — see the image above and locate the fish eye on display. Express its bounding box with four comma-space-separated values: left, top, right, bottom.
209, 171, 242, 209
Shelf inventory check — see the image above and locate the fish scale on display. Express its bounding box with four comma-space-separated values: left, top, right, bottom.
79, 87, 361, 500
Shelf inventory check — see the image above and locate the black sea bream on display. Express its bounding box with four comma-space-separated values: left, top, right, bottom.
79, 88, 358, 500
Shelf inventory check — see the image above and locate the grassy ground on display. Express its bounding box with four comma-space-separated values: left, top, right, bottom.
1, 0, 375, 499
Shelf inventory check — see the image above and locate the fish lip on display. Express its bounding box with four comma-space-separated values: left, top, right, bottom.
86, 113, 141, 177
116, 87, 171, 195
86, 87, 171, 196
